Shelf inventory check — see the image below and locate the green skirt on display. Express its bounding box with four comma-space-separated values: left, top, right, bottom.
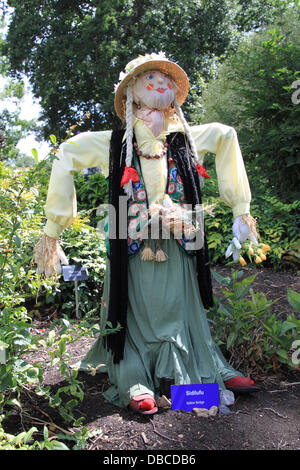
80, 239, 242, 408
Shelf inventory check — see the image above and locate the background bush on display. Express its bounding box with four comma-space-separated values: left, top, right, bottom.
207, 269, 300, 375
46, 218, 107, 319
0, 156, 110, 448
74, 171, 108, 228
195, 10, 300, 203
202, 163, 300, 269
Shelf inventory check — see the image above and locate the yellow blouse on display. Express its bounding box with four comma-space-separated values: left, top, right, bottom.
44, 119, 251, 239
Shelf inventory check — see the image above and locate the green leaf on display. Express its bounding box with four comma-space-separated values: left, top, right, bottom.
6, 398, 22, 408
46, 330, 56, 347
210, 269, 232, 287
30, 187, 39, 197
51, 357, 60, 366
218, 301, 233, 318
49, 440, 69, 450
59, 343, 66, 356
43, 426, 49, 441
227, 332, 236, 349
50, 134, 57, 144
61, 318, 70, 328
23, 427, 38, 444
27, 367, 40, 378
31, 148, 38, 163
233, 274, 258, 299
11, 432, 27, 445
3, 217, 13, 226
276, 349, 288, 360
49, 395, 62, 407
13, 234, 21, 248
281, 321, 297, 334
65, 398, 78, 409
287, 288, 300, 313
73, 417, 85, 427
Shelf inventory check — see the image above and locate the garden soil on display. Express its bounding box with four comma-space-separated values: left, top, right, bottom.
4, 266, 300, 451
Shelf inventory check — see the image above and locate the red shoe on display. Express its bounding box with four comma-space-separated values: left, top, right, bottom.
129, 393, 158, 415
224, 376, 260, 394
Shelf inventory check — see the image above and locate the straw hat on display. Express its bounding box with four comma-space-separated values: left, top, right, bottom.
114, 52, 189, 120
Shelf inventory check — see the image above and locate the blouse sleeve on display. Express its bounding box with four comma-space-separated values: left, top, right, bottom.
190, 123, 251, 219
44, 130, 112, 238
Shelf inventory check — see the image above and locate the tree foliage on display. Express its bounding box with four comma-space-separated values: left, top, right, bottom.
2, 0, 286, 138
197, 8, 300, 202
0, 108, 37, 166
0, 26, 38, 166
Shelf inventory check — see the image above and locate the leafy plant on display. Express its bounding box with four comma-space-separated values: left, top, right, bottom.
0, 417, 70, 450
55, 426, 104, 451
74, 171, 108, 228
202, 165, 300, 269
208, 269, 300, 373
0, 139, 113, 448
43, 217, 107, 319
36, 316, 119, 424
0, 156, 57, 404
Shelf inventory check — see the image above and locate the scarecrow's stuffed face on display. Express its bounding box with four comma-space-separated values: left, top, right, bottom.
133, 70, 177, 110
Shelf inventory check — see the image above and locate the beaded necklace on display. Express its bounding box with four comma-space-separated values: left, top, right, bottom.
133, 141, 168, 160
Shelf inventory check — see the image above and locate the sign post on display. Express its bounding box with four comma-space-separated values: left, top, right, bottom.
62, 265, 88, 319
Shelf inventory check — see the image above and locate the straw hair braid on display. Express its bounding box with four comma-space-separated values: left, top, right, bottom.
125, 84, 134, 167
122, 83, 135, 198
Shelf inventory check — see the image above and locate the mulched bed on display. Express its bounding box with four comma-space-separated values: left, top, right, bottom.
3, 265, 300, 451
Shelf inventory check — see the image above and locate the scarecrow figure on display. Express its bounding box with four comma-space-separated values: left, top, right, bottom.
34, 52, 260, 415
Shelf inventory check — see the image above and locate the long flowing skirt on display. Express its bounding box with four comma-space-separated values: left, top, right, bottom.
79, 239, 242, 408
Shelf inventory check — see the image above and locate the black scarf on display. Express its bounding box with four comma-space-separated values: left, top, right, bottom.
105, 130, 213, 364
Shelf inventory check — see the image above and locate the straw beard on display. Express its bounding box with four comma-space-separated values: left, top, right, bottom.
132, 80, 176, 136
133, 80, 175, 110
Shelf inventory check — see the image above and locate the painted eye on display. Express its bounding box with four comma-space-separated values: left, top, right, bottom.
146, 73, 154, 80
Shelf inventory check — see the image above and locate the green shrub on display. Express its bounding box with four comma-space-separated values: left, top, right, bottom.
0, 156, 111, 448
196, 10, 300, 203
208, 269, 300, 374
202, 165, 300, 269
45, 215, 107, 319
74, 171, 108, 228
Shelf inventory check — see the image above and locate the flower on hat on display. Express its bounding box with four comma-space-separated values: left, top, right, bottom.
125, 51, 167, 73
114, 51, 168, 94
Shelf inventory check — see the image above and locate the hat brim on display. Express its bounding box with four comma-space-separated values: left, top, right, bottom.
114, 59, 189, 120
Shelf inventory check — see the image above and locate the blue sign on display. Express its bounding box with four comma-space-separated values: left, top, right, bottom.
171, 383, 219, 412
62, 265, 88, 281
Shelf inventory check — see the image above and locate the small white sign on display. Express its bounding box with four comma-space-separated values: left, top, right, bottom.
0, 347, 6, 364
